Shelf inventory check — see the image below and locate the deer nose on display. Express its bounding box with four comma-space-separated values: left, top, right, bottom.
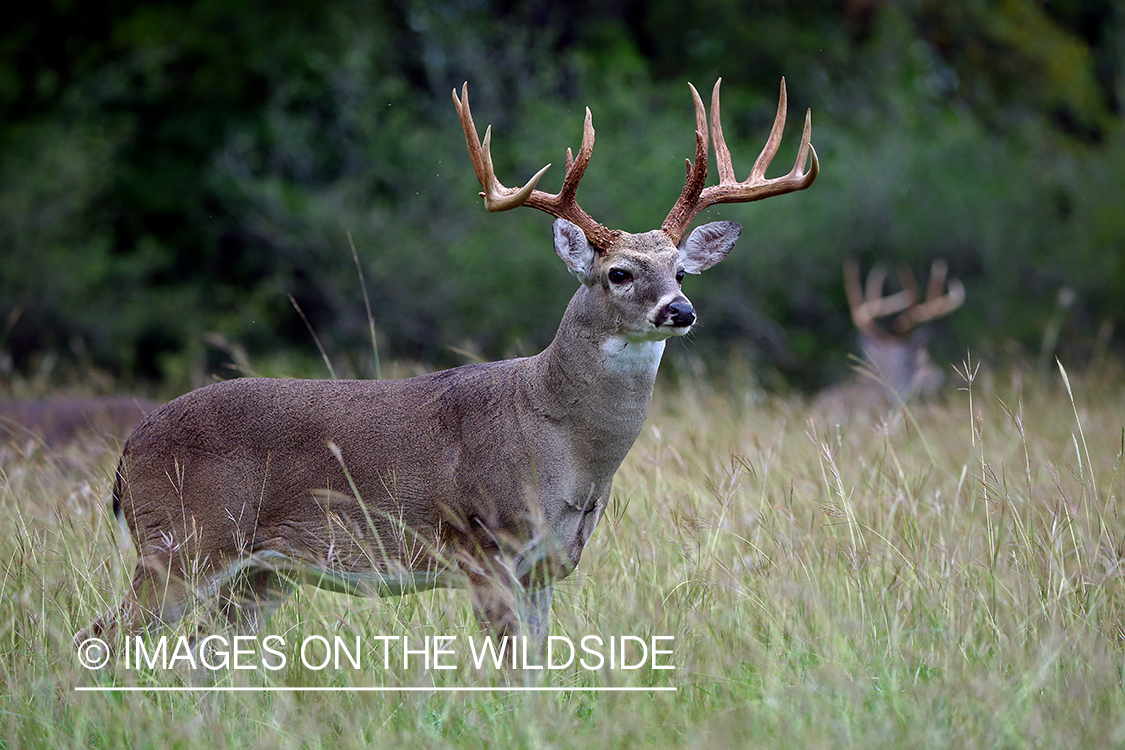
667, 300, 696, 327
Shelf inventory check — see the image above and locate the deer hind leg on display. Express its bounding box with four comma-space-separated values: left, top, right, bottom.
216, 568, 295, 633
73, 552, 194, 647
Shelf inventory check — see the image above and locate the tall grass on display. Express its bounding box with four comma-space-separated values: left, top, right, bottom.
2, 361, 1123, 748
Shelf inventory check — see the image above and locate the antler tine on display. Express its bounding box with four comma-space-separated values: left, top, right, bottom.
711, 79, 735, 184
845, 261, 917, 339
663, 77, 819, 245
925, 259, 948, 301
453, 84, 551, 212
454, 83, 619, 250
730, 77, 819, 194
522, 103, 620, 249
864, 265, 888, 306
661, 83, 710, 242
556, 108, 594, 202
748, 78, 787, 183
844, 259, 873, 334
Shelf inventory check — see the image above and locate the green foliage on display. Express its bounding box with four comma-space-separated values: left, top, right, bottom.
0, 0, 1122, 391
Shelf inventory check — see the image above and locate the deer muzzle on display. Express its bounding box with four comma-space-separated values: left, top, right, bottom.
665, 300, 696, 328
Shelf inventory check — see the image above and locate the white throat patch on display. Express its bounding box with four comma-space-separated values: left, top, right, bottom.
601, 336, 666, 377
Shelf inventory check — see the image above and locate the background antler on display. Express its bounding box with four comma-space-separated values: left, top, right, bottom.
845, 259, 965, 339
453, 83, 620, 251
662, 78, 819, 245
891, 259, 966, 334
844, 260, 916, 340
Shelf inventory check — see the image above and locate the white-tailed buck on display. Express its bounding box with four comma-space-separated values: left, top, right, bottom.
0, 396, 156, 449
76, 79, 818, 650
835, 258, 965, 404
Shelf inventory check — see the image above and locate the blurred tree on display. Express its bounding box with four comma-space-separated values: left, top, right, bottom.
909, 0, 1113, 136
0, 0, 1121, 392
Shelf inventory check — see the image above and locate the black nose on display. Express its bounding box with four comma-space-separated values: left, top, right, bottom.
668, 301, 695, 327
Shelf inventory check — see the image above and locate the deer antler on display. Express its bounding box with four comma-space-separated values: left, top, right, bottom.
453, 83, 620, 251
844, 260, 916, 340
662, 78, 819, 245
891, 259, 965, 334
845, 259, 965, 339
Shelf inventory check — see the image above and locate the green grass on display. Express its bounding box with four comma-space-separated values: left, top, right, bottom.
3, 361, 1124, 748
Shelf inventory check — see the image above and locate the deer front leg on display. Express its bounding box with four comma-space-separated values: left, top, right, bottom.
217, 568, 295, 633
469, 503, 595, 652
468, 572, 554, 661
518, 585, 554, 644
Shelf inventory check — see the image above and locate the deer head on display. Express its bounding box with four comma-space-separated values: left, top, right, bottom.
453, 79, 818, 350
844, 259, 965, 401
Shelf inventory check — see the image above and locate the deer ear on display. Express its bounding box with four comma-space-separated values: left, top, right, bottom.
553, 219, 598, 282
679, 221, 741, 274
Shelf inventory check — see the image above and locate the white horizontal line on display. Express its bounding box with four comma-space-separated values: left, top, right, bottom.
75, 685, 675, 693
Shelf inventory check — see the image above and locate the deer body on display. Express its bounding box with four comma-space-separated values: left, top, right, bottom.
814, 259, 965, 417
855, 329, 942, 402
116, 233, 680, 607
79, 80, 817, 648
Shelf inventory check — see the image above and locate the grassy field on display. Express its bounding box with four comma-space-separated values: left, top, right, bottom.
2, 360, 1124, 748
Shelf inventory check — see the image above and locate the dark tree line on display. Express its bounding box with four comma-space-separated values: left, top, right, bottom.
2, 0, 1122, 393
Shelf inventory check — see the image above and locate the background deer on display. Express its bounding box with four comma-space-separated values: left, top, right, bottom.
0, 396, 156, 450
815, 259, 964, 416
76, 78, 817, 651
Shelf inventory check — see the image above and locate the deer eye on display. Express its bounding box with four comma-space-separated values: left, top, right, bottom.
675, 270, 685, 285
607, 268, 633, 285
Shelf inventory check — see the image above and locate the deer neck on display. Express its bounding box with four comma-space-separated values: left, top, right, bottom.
531, 285, 664, 446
